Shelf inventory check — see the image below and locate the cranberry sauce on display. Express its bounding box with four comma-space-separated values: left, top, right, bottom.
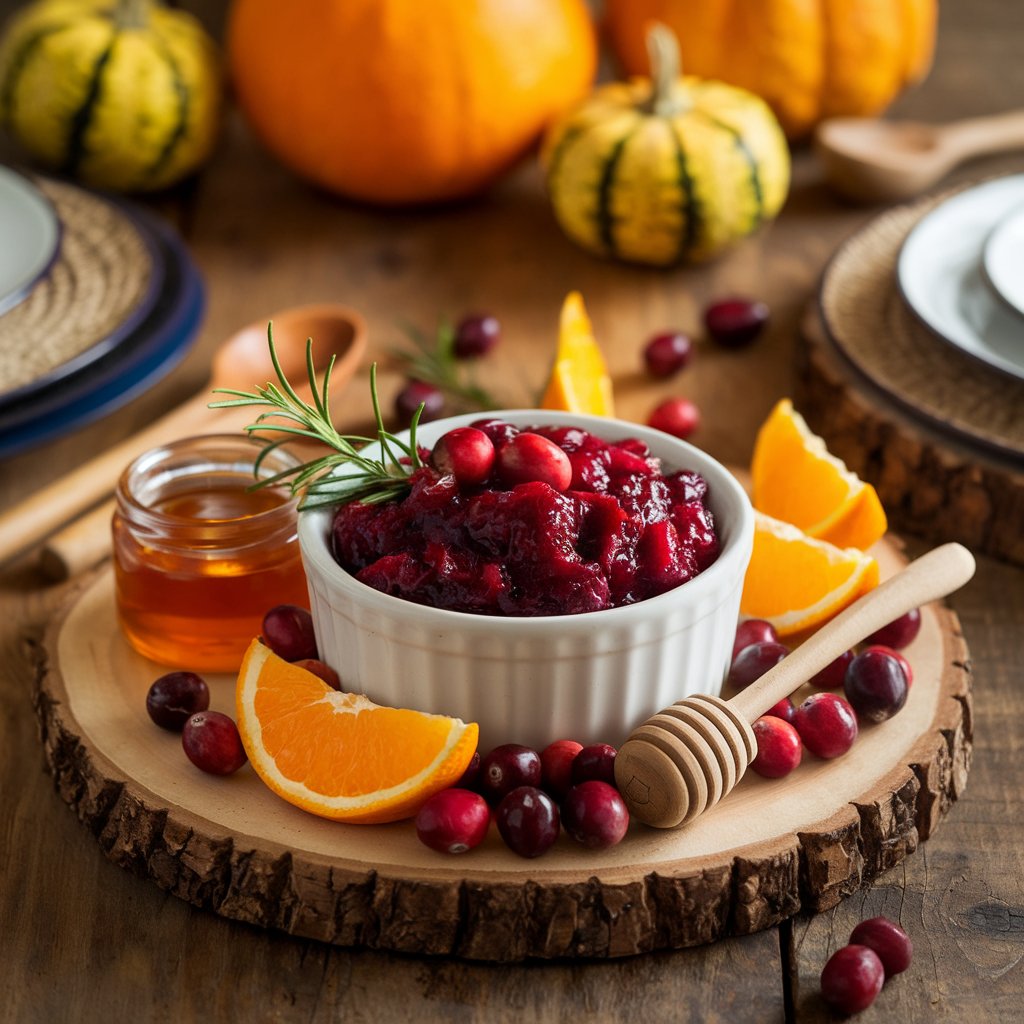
329, 420, 721, 616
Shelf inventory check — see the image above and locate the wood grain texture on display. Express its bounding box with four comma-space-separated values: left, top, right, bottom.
789, 553, 1024, 1022
797, 304, 1024, 566
29, 547, 970, 963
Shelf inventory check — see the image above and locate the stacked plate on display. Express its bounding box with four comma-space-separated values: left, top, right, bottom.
897, 174, 1024, 382
0, 165, 204, 458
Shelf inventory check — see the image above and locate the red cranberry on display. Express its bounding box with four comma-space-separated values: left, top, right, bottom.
750, 716, 802, 778
849, 917, 913, 977
453, 313, 500, 359
864, 607, 921, 650
765, 697, 796, 724
181, 711, 247, 775
495, 786, 560, 858
704, 297, 769, 349
496, 432, 572, 491
643, 331, 693, 378
810, 649, 855, 690
540, 739, 584, 801
261, 605, 318, 662
431, 427, 496, 486
479, 744, 542, 803
844, 648, 908, 723
395, 380, 445, 425
456, 751, 481, 790
146, 671, 209, 731
571, 743, 617, 786
820, 944, 885, 1015
471, 417, 519, 447
561, 780, 629, 848
728, 641, 789, 691
794, 693, 858, 759
293, 658, 340, 689
414, 788, 491, 854
732, 618, 779, 661
864, 644, 913, 689
647, 397, 700, 439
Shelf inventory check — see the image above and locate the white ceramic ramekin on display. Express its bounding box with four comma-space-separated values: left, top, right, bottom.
298, 411, 754, 751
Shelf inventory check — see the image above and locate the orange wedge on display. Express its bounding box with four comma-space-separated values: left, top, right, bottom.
751, 399, 887, 550
236, 640, 478, 824
741, 512, 880, 637
540, 291, 615, 415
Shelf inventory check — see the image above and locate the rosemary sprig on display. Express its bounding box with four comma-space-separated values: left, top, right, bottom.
391, 318, 499, 413
209, 327, 423, 510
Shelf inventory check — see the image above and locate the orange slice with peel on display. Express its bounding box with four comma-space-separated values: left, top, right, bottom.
741, 512, 880, 637
751, 399, 887, 550
540, 291, 615, 415
236, 640, 478, 824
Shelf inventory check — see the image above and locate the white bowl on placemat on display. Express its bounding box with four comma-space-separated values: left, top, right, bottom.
0, 177, 165, 411
0, 196, 204, 459
982, 200, 1024, 321
298, 411, 754, 751
897, 175, 1024, 382
0, 165, 60, 317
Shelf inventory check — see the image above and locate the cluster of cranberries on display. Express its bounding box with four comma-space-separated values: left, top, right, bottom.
334, 417, 718, 616
144, 604, 327, 775
729, 608, 921, 779
394, 313, 500, 425
415, 739, 629, 859
643, 297, 770, 441
821, 916, 913, 1014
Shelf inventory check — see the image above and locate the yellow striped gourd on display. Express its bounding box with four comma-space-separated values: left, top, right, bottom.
0, 0, 221, 192
541, 25, 790, 266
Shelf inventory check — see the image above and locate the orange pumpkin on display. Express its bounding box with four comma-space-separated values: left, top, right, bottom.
227, 0, 597, 205
604, 0, 937, 139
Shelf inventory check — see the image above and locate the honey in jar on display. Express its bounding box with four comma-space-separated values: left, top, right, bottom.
113, 435, 309, 671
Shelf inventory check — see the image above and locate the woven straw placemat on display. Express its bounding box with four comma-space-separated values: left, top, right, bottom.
819, 188, 1024, 463
0, 178, 156, 400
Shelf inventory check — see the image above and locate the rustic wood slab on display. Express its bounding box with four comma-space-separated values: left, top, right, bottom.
33, 539, 971, 961
799, 303, 1024, 569
817, 186, 1024, 462
797, 186, 1024, 568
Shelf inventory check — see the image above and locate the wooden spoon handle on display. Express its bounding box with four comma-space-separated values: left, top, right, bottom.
36, 500, 116, 581
944, 109, 1024, 159
0, 391, 252, 567
728, 543, 976, 722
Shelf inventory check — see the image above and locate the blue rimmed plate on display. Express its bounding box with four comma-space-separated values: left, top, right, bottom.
0, 204, 204, 458
0, 178, 165, 409
0, 164, 61, 316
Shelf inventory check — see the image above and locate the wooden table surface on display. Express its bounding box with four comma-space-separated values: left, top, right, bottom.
2, 2, 1022, 1021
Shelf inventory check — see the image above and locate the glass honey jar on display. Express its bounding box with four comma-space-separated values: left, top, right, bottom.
113, 434, 309, 671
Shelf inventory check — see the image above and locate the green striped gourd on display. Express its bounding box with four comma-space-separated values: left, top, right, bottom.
541, 24, 790, 266
0, 0, 221, 192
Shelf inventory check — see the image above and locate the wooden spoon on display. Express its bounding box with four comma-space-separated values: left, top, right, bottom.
614, 542, 976, 829
815, 110, 1024, 203
0, 304, 367, 570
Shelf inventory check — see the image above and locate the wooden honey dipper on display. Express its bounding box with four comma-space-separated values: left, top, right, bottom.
614, 542, 976, 829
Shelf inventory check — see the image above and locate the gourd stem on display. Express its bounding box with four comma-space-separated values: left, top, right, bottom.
116, 0, 151, 30
643, 24, 687, 117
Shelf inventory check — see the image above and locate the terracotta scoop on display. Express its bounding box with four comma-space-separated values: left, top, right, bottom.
815, 110, 1024, 203
614, 542, 976, 829
0, 303, 367, 571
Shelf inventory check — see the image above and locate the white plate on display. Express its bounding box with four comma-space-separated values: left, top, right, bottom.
0, 165, 61, 316
982, 201, 1024, 320
897, 175, 1024, 382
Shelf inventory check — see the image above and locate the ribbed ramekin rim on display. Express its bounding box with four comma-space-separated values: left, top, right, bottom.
297, 410, 754, 635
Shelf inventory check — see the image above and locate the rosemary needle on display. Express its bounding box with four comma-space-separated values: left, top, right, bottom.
209, 326, 423, 510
